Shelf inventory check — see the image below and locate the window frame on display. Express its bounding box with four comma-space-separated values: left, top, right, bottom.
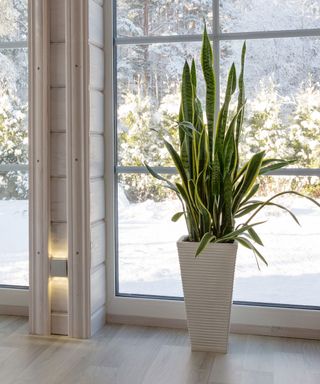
0, 32, 29, 308
106, 0, 320, 334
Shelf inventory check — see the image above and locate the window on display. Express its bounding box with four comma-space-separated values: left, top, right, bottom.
114, 1, 320, 307
0, 1, 28, 288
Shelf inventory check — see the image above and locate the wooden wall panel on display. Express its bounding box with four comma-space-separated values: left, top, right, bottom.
50, 0, 65, 43
89, 45, 104, 91
89, 0, 104, 47
91, 265, 106, 314
51, 277, 68, 312
51, 178, 67, 222
49, 0, 68, 335
90, 91, 104, 134
90, 179, 105, 224
50, 88, 66, 133
50, 133, 67, 177
91, 221, 106, 268
50, 222, 68, 259
90, 134, 104, 178
50, 43, 66, 87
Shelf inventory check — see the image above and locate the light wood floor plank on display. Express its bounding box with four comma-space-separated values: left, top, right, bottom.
0, 317, 319, 384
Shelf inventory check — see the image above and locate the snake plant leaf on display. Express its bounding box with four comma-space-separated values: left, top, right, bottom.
245, 190, 320, 226
144, 162, 178, 193
181, 61, 194, 124
259, 159, 295, 175
194, 97, 204, 131
171, 212, 185, 222
178, 102, 185, 147
215, 63, 237, 162
164, 140, 189, 187
233, 150, 265, 211
236, 200, 301, 226
194, 174, 211, 234
180, 137, 190, 172
181, 61, 195, 178
222, 173, 233, 236
236, 236, 268, 267
191, 59, 197, 90
236, 42, 246, 146
196, 232, 216, 257
239, 183, 260, 206
219, 221, 267, 243
211, 156, 221, 196
178, 121, 200, 137
247, 227, 264, 246
201, 24, 215, 161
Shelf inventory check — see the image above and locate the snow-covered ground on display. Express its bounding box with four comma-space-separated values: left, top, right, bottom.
1, 193, 319, 307
0, 200, 28, 286
118, 188, 320, 306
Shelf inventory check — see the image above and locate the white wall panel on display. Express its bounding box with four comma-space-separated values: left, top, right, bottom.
50, 88, 66, 132
89, 45, 104, 91
50, 43, 66, 87
50, 223, 67, 259
51, 277, 68, 312
51, 178, 67, 222
91, 265, 106, 314
91, 221, 106, 268
50, 133, 67, 177
90, 179, 105, 223
50, 0, 65, 43
89, 91, 104, 134
89, 0, 104, 47
90, 134, 104, 178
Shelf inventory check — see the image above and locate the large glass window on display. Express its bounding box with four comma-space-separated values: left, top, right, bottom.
0, 1, 28, 287
115, 0, 320, 306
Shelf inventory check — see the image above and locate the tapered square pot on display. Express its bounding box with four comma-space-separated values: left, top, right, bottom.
177, 237, 238, 353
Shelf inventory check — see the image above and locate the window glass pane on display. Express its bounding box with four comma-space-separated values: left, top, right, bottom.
0, 0, 28, 42
118, 173, 185, 296
0, 19, 28, 286
118, 173, 320, 306
116, 1, 212, 37
117, 42, 203, 167
220, 0, 320, 33
220, 38, 320, 168
0, 49, 28, 166
234, 176, 320, 306
0, 170, 28, 286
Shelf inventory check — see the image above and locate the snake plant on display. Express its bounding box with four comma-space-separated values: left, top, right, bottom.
145, 26, 319, 264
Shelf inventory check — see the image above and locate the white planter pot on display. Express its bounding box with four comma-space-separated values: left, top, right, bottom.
177, 237, 238, 353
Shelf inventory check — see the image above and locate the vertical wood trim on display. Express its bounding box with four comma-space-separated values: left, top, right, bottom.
66, 0, 91, 338
29, 0, 51, 335
105, 0, 115, 313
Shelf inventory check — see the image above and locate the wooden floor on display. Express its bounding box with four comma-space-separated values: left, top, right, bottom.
1, 316, 320, 383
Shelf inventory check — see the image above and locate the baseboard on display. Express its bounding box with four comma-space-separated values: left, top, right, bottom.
107, 314, 187, 329
106, 314, 320, 340
0, 305, 28, 316
231, 324, 320, 340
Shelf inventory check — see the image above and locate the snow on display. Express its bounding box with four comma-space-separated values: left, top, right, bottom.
0, 200, 28, 286
118, 189, 320, 306
1, 193, 319, 306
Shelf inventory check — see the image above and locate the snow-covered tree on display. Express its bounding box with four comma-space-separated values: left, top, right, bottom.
0, 0, 28, 199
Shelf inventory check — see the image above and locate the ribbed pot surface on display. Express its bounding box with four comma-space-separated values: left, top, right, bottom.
177, 237, 238, 353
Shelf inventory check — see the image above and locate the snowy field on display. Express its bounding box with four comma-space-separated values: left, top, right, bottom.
0, 200, 28, 286
118, 188, 320, 306
1, 194, 320, 307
